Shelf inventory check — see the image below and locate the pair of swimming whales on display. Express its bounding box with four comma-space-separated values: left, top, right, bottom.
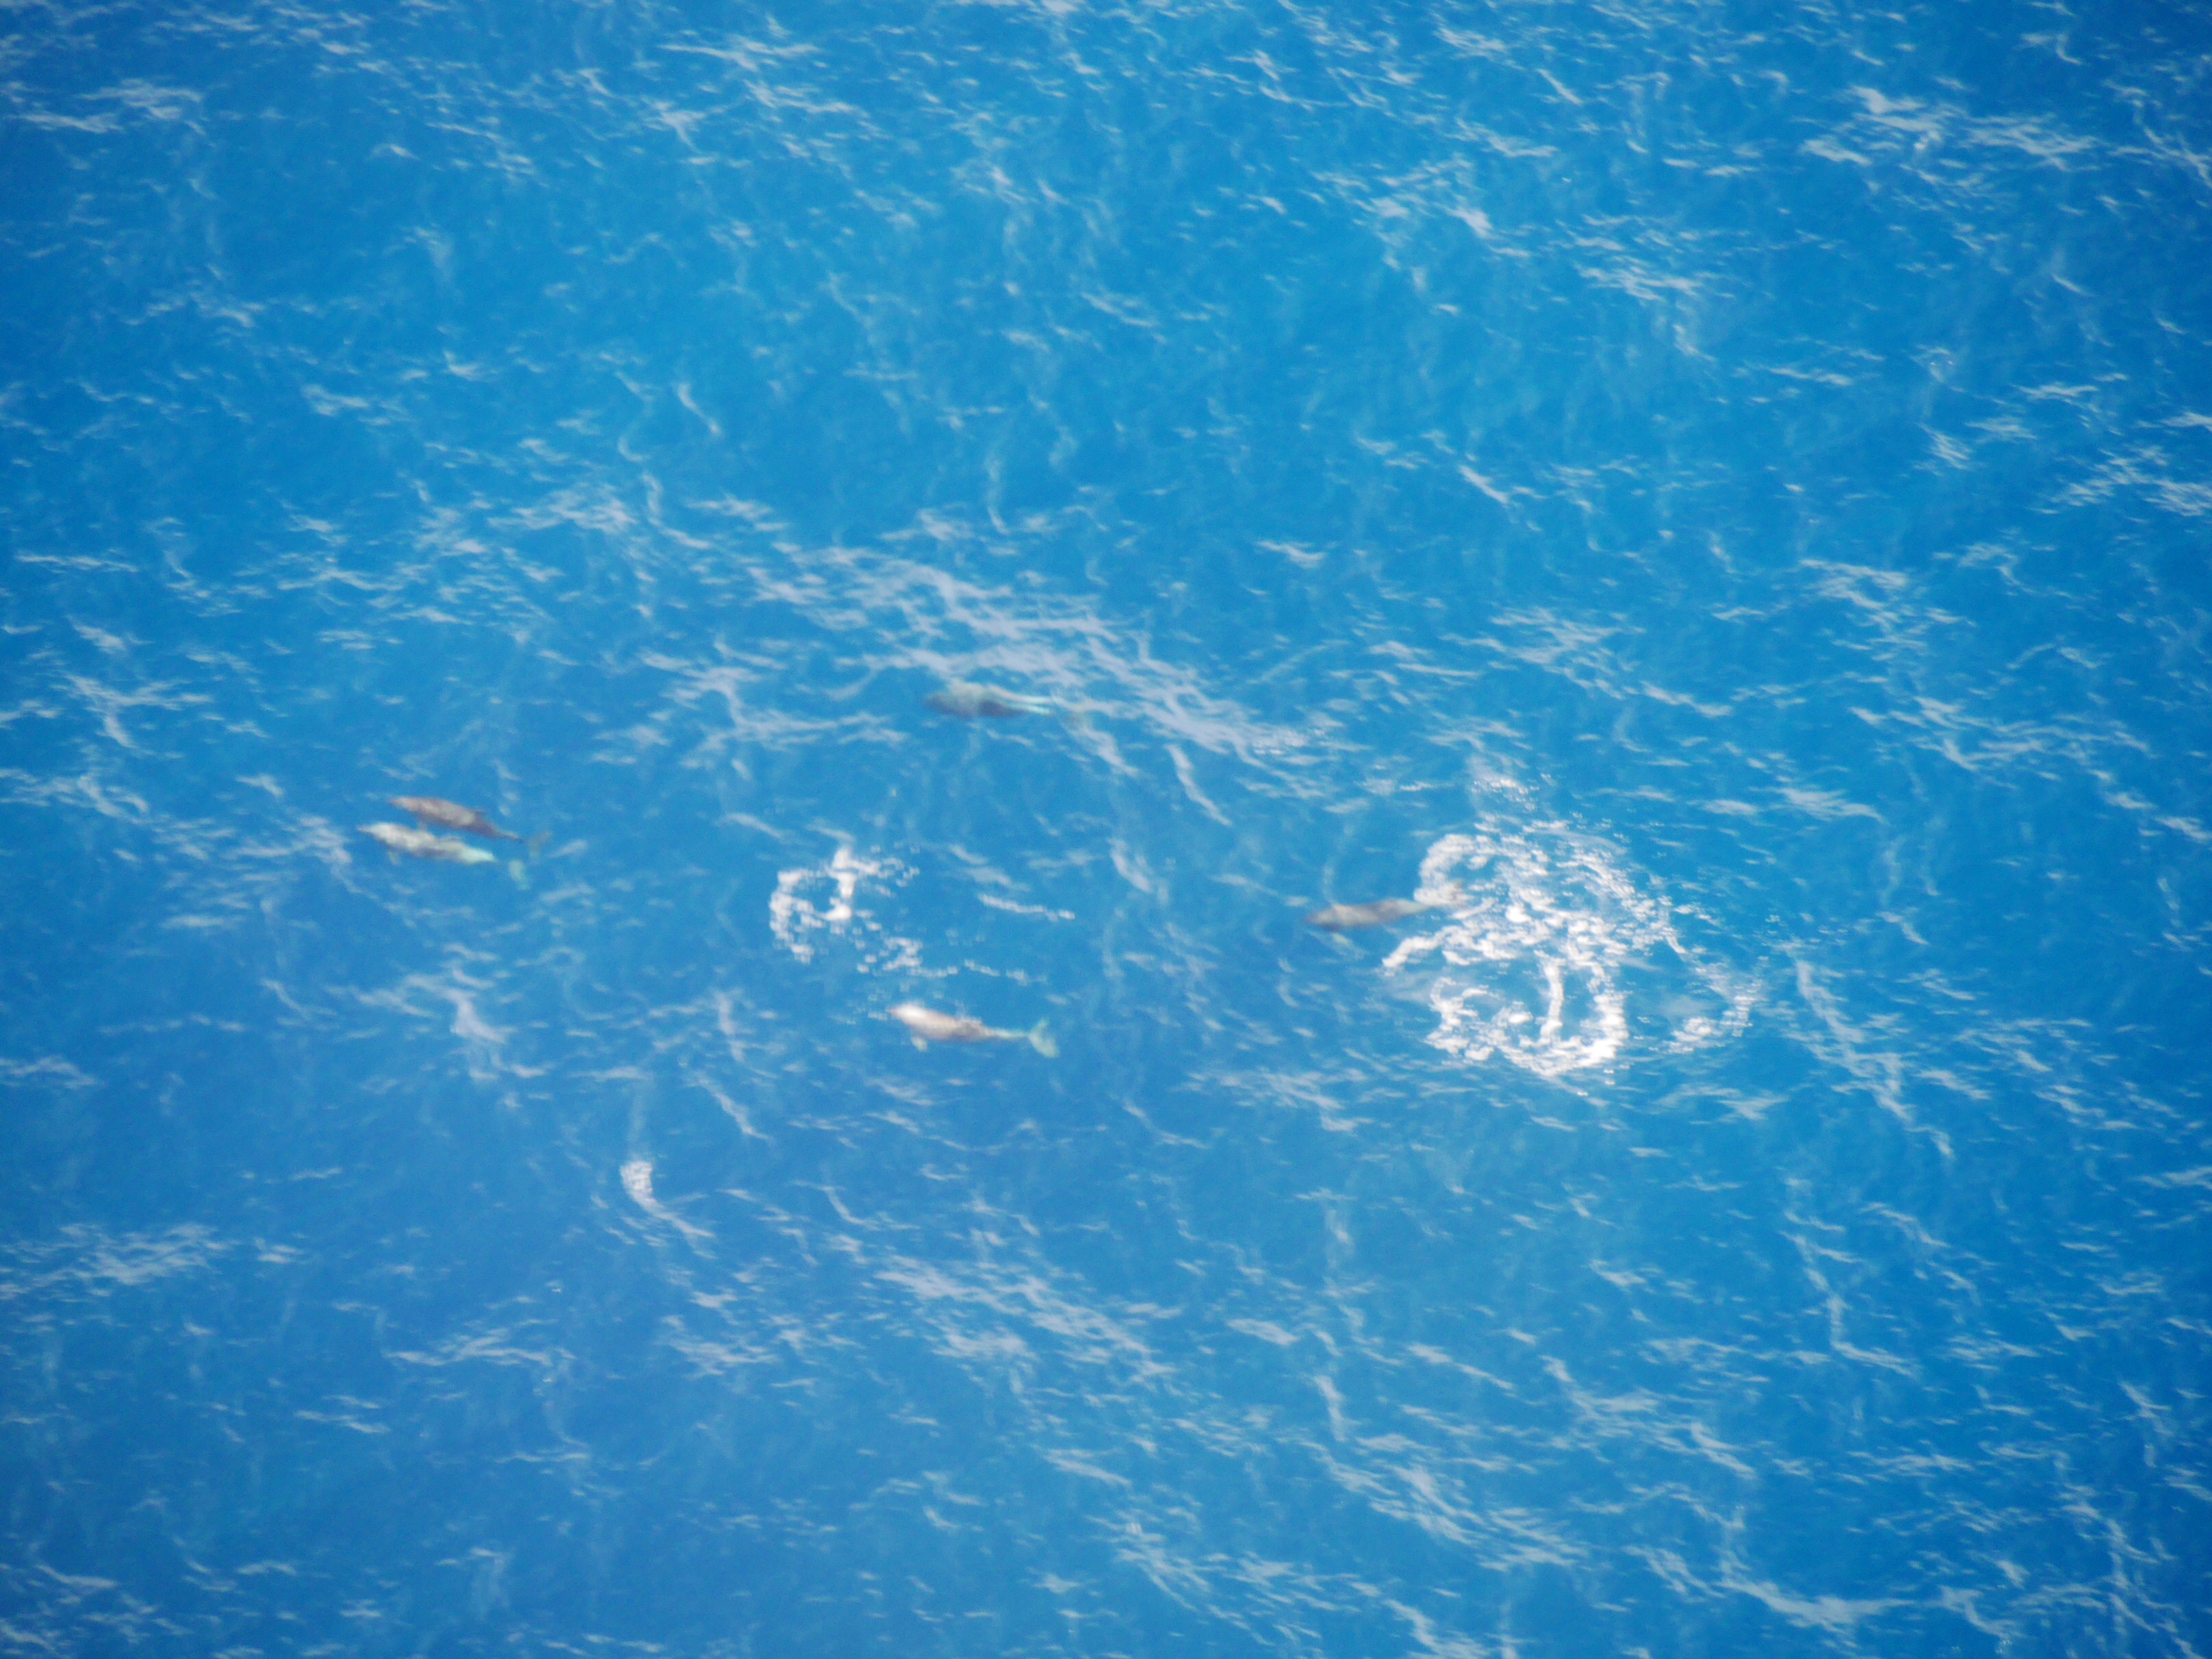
361, 684, 1444, 1057
360, 797, 549, 878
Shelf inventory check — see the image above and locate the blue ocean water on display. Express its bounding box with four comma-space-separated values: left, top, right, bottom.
4, 0, 2211, 1652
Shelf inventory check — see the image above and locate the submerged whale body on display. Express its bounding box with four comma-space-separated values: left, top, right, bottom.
393, 795, 530, 843
1304, 897, 1438, 931
361, 822, 499, 866
925, 682, 1054, 719
890, 1001, 1057, 1056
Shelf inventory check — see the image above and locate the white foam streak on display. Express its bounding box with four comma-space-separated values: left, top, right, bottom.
620, 1158, 710, 1242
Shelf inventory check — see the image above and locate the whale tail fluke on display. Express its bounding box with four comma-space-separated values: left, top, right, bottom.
528, 831, 552, 857
1027, 1021, 1059, 1058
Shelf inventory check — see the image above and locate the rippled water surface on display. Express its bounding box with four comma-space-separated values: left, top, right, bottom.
5, 1, 2211, 1653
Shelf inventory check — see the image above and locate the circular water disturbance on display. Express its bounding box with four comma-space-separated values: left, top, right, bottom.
1386, 827, 1753, 1080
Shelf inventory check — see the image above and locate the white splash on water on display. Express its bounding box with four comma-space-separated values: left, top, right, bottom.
768, 845, 921, 972
1385, 827, 1749, 1079
621, 1159, 709, 1241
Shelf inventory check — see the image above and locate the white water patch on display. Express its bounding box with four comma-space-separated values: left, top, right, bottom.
767, 845, 921, 972
620, 1159, 709, 1242
1385, 827, 1749, 1079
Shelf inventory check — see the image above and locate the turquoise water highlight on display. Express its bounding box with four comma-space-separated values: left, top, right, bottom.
3, 1, 2210, 1653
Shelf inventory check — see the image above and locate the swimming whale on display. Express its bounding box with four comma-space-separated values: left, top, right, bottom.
890, 1001, 1058, 1056
925, 682, 1055, 719
391, 796, 547, 849
1304, 897, 1439, 931
361, 822, 500, 866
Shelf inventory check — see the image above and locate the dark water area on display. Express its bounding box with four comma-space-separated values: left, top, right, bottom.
3, 1, 2210, 1654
